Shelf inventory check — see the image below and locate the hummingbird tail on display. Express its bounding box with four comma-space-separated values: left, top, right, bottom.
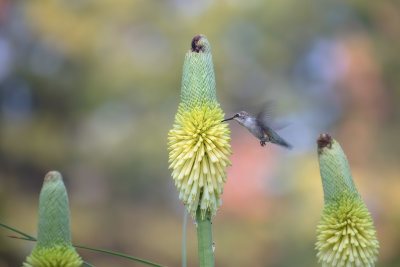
270, 133, 292, 149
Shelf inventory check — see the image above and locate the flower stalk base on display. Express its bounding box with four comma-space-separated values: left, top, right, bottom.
196, 206, 214, 267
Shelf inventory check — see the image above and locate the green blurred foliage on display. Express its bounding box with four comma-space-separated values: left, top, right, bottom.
1, 0, 400, 266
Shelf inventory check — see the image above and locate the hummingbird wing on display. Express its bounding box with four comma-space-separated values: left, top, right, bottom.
256, 101, 293, 149
256, 101, 275, 130
256, 101, 291, 131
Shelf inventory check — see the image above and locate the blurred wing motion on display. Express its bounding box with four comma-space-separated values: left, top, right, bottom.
256, 101, 292, 149
256, 101, 275, 129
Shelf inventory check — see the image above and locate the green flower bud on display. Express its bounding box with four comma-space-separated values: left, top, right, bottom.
24, 171, 83, 267
316, 134, 379, 267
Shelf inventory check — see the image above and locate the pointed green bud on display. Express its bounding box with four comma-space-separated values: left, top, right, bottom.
168, 35, 232, 218
317, 133, 359, 203
181, 34, 217, 110
316, 134, 379, 267
24, 171, 83, 267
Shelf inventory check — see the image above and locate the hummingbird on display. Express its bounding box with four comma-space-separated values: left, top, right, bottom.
222, 108, 292, 149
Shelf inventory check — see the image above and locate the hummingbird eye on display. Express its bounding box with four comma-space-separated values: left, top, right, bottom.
234, 113, 240, 118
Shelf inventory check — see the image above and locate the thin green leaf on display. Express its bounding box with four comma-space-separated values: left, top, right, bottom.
0, 222, 36, 241
74, 244, 166, 267
82, 261, 95, 267
1, 222, 166, 267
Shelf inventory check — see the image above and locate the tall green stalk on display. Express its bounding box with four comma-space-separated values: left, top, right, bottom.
196, 206, 214, 267
182, 207, 187, 267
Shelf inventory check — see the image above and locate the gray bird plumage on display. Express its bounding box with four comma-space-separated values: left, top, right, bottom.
222, 109, 292, 149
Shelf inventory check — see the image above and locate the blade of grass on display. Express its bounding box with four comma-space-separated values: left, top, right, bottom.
74, 245, 166, 267
0, 222, 36, 241
82, 261, 95, 267
1, 222, 166, 267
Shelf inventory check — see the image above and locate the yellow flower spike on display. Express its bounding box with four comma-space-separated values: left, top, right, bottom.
316, 134, 379, 267
168, 35, 231, 219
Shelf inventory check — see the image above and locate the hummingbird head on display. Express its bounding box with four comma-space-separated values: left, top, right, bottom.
222, 111, 250, 125
232, 111, 249, 124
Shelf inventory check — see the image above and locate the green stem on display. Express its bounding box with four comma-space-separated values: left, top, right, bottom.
182, 207, 187, 267
196, 206, 214, 267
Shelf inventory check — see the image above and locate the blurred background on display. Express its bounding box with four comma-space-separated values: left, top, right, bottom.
0, 0, 399, 266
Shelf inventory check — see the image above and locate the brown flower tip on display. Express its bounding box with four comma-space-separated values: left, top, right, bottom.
191, 34, 205, 53
44, 171, 62, 183
317, 133, 333, 149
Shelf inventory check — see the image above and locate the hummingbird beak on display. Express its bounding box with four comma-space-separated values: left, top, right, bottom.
221, 116, 235, 122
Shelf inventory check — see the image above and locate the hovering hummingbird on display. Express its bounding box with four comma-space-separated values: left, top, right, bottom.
222, 107, 292, 149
